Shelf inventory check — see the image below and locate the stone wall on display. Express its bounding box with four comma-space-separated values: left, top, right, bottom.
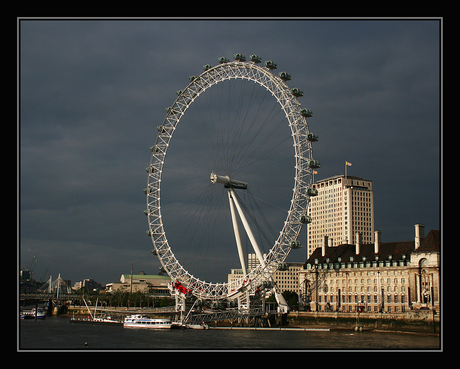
287, 310, 439, 334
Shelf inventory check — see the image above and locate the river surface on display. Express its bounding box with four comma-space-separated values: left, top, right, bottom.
19, 316, 440, 351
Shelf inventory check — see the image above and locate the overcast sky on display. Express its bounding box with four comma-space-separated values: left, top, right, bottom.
19, 18, 441, 286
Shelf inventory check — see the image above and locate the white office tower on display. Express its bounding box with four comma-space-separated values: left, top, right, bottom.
307, 175, 374, 257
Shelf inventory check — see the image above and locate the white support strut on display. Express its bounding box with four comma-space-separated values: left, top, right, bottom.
228, 190, 247, 276
227, 187, 265, 267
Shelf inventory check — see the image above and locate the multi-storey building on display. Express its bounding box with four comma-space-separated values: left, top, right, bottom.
307, 175, 374, 257
272, 262, 304, 295
298, 224, 440, 313
228, 254, 303, 296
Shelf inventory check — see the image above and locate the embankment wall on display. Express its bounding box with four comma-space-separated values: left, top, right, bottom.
287, 310, 439, 334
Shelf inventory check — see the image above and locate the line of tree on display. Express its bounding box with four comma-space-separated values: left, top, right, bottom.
72, 290, 174, 308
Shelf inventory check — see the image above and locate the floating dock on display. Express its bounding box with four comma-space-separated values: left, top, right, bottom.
209, 326, 330, 331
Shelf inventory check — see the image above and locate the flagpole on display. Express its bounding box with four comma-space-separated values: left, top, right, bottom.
345, 161, 347, 187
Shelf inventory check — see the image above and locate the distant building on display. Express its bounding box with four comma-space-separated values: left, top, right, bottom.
273, 262, 304, 295
298, 224, 440, 312
73, 278, 102, 292
228, 254, 303, 296
105, 274, 171, 297
228, 269, 244, 286
307, 175, 375, 257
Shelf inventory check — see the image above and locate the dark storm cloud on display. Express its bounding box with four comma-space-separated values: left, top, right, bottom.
19, 19, 441, 285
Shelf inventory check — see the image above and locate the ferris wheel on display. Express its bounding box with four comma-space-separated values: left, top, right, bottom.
145, 53, 319, 302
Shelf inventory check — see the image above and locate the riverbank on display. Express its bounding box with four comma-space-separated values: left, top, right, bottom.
287, 310, 440, 335
65, 306, 440, 335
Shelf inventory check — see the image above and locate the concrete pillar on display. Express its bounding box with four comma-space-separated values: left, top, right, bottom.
415, 224, 425, 249
374, 230, 381, 254
322, 235, 328, 257
355, 232, 362, 255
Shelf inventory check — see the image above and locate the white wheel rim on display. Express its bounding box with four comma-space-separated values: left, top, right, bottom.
146, 59, 316, 300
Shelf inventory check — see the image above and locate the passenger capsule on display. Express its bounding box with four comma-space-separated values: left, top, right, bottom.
306, 187, 318, 197
250, 54, 262, 63
218, 57, 230, 64
289, 241, 303, 249
278, 71, 291, 81
300, 108, 313, 117
299, 215, 312, 224
291, 88, 304, 97
265, 60, 277, 70
203, 64, 212, 71
234, 53, 246, 62
189, 75, 197, 82
307, 159, 321, 169
276, 262, 289, 271
306, 133, 319, 142
176, 90, 183, 96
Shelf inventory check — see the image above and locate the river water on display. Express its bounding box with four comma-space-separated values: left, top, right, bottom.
19, 316, 440, 351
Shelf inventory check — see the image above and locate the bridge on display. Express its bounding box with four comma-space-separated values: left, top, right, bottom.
20, 293, 76, 302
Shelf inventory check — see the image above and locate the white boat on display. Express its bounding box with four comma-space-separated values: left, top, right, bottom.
70, 316, 122, 325
123, 314, 172, 329
20, 308, 46, 320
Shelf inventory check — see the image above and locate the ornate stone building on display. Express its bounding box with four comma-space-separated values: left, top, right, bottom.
298, 224, 440, 312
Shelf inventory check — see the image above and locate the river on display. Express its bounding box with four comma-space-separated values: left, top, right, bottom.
19, 316, 440, 351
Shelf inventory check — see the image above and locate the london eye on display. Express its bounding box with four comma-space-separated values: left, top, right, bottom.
145, 53, 319, 305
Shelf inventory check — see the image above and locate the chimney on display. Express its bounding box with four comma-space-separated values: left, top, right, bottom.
374, 230, 381, 254
355, 232, 362, 255
328, 238, 333, 247
415, 224, 425, 249
322, 235, 328, 257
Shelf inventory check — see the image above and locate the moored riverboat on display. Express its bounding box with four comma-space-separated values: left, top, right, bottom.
123, 314, 172, 329
20, 308, 46, 320
70, 316, 123, 325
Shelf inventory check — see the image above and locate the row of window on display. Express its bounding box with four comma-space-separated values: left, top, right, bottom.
317, 294, 407, 304
320, 285, 407, 293
317, 305, 406, 313
324, 277, 406, 285
306, 260, 409, 270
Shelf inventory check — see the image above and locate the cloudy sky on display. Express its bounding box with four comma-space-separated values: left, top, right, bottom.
19, 18, 441, 286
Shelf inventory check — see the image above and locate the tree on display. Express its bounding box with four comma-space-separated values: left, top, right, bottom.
265, 291, 298, 307
282, 290, 298, 307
